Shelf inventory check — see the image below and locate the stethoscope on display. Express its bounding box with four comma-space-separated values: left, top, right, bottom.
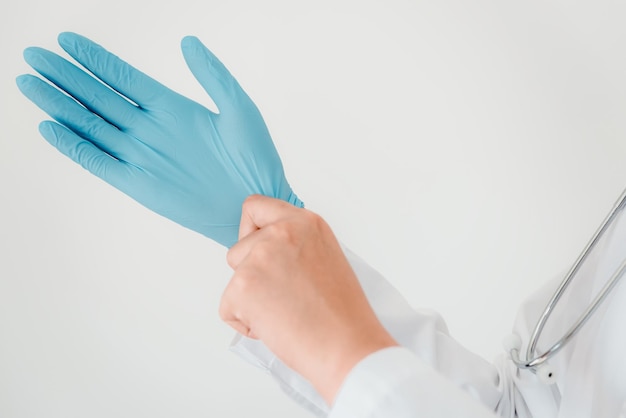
503, 188, 626, 384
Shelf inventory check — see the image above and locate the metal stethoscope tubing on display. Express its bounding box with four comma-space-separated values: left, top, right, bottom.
505, 187, 626, 384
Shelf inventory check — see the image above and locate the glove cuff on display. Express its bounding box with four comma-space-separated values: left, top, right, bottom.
287, 191, 305, 208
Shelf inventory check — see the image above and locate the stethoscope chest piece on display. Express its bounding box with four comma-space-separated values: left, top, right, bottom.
503, 333, 557, 385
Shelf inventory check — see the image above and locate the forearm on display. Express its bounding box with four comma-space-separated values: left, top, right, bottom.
231, 244, 504, 415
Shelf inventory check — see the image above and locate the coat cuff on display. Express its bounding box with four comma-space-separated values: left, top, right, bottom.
329, 346, 497, 418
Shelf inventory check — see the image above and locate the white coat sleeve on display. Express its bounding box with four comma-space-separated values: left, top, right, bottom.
230, 245, 513, 417
329, 346, 498, 418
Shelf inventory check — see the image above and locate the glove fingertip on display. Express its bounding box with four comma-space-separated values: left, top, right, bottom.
289, 193, 305, 208
57, 31, 72, 44
38, 121, 58, 146
181, 35, 201, 49
22, 47, 45, 67
57, 31, 83, 50
16, 74, 43, 100
58, 32, 97, 59
181, 36, 208, 63
15, 74, 30, 90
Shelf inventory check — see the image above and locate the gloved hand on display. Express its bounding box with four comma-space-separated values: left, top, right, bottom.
16, 32, 302, 248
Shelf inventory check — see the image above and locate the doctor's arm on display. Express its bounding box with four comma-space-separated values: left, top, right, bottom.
17, 34, 515, 415
223, 195, 501, 417
228, 201, 513, 415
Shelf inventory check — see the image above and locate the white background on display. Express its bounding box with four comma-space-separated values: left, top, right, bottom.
1, 1, 626, 417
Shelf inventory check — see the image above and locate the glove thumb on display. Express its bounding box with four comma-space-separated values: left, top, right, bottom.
181, 36, 242, 113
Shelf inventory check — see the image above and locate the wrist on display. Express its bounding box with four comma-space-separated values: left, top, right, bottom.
314, 325, 398, 405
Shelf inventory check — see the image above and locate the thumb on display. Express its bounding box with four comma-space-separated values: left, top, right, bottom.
180, 35, 242, 113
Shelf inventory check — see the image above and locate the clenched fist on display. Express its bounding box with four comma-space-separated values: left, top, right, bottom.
221, 195, 397, 404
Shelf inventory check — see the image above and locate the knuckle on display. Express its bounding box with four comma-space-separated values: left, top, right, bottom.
81, 116, 108, 141
217, 298, 230, 322
242, 194, 262, 208
225, 247, 238, 269
303, 209, 321, 223
230, 269, 256, 296
248, 243, 273, 265
219, 272, 253, 321
218, 305, 227, 322
267, 222, 291, 241
70, 140, 92, 163
303, 210, 326, 232
72, 142, 108, 177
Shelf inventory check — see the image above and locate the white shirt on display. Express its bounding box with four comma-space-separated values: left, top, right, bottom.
230, 205, 626, 417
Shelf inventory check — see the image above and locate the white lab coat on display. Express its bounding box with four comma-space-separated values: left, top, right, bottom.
231, 206, 626, 417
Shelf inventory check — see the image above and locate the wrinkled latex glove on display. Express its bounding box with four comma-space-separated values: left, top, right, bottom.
16, 32, 302, 248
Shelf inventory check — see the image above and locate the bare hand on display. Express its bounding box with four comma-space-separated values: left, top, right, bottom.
221, 195, 397, 404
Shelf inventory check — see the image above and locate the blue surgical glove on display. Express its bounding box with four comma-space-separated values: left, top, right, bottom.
16, 32, 302, 248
